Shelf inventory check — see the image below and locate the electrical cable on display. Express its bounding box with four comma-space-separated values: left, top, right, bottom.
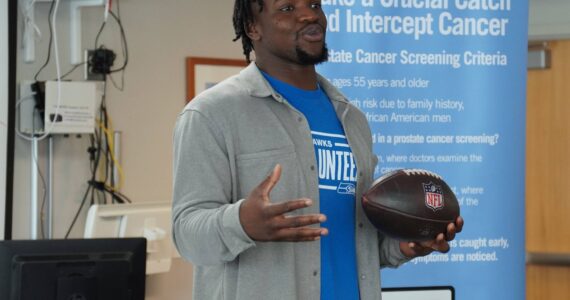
66, 129, 101, 238
94, 19, 107, 49
15, 95, 37, 140
96, 82, 108, 184
102, 105, 110, 183
64, 184, 92, 239
103, 186, 131, 203
21, 0, 63, 142
42, 0, 63, 138
108, 10, 128, 73
54, 62, 86, 81
66, 1, 133, 237
110, 0, 127, 92
97, 78, 130, 204
96, 188, 104, 205
106, 113, 115, 192
108, 72, 124, 91
32, 108, 48, 239
97, 81, 117, 202
14, 96, 48, 235
91, 0, 128, 90
96, 119, 124, 190
91, 126, 103, 206
33, 0, 55, 81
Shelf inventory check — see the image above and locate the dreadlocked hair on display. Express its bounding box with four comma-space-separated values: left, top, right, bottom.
233, 0, 264, 63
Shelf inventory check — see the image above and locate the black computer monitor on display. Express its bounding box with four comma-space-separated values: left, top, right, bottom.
0, 238, 146, 300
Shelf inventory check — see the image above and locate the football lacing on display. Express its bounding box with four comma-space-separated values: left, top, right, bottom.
403, 168, 442, 179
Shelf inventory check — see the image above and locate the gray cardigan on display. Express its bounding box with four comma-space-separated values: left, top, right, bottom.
172, 63, 408, 300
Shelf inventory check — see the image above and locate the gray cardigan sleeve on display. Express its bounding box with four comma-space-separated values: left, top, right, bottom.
172, 109, 255, 266
359, 115, 410, 269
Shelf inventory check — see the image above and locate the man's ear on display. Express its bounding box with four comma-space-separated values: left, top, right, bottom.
246, 21, 261, 41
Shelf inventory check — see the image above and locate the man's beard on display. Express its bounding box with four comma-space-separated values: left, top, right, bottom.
296, 43, 329, 65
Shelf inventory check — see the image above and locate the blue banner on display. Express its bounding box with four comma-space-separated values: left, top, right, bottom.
318, 1, 528, 299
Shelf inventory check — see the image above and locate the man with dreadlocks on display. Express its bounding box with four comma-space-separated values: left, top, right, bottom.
173, 1, 463, 299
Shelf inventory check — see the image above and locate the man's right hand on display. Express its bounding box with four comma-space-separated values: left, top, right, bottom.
239, 164, 328, 242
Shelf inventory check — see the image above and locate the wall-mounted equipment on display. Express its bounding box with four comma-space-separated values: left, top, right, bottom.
84, 202, 178, 275
528, 43, 551, 70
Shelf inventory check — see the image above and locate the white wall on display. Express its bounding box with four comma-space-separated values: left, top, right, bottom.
529, 0, 570, 40
14, 1, 243, 299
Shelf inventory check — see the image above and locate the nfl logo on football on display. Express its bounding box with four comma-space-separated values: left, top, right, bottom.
422, 182, 444, 211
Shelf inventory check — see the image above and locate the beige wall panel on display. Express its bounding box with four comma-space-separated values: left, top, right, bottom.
527, 265, 570, 300
526, 40, 570, 300
526, 40, 570, 253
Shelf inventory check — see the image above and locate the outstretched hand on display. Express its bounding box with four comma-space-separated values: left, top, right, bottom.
239, 164, 328, 242
399, 216, 464, 258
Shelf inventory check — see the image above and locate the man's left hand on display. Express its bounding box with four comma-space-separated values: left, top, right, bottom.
399, 216, 464, 258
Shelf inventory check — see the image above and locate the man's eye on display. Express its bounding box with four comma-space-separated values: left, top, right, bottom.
279, 5, 294, 12
311, 3, 322, 9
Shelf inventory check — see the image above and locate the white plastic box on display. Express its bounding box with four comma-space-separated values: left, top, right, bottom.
44, 80, 103, 134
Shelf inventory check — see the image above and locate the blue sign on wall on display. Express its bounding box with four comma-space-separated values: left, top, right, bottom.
318, 1, 528, 299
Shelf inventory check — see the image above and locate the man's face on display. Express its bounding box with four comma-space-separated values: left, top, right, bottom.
249, 0, 328, 66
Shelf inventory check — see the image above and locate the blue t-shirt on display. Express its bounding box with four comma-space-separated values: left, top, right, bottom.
263, 72, 359, 300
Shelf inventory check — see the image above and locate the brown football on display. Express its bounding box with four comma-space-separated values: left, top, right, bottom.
362, 169, 460, 241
